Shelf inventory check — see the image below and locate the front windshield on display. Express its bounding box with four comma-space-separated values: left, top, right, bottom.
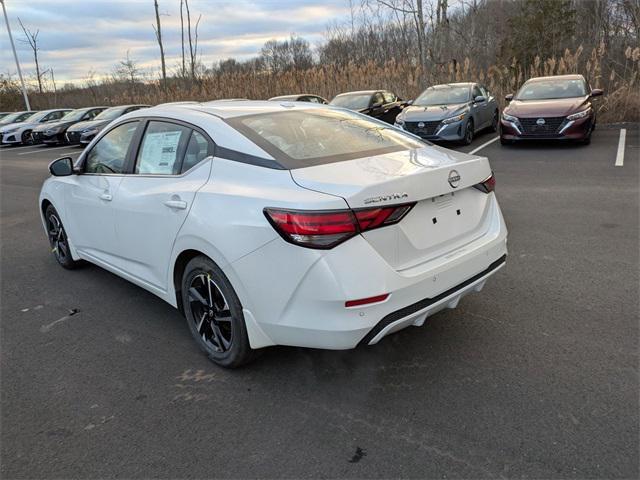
516, 78, 587, 100
330, 94, 371, 110
228, 108, 425, 168
414, 86, 470, 106
94, 107, 125, 121
0, 111, 35, 124
61, 109, 89, 122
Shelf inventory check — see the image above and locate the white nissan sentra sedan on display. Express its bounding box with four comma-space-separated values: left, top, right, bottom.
39, 101, 508, 367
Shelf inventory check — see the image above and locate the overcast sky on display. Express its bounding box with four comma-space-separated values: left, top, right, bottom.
1, 0, 349, 84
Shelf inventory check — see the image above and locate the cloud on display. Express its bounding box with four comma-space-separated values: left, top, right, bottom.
0, 0, 348, 84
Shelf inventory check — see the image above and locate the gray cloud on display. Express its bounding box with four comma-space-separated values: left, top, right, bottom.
1, 0, 348, 83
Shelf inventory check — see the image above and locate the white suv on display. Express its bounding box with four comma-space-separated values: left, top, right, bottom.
40, 101, 508, 367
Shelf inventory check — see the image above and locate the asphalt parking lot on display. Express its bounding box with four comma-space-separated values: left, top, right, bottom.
1, 125, 638, 479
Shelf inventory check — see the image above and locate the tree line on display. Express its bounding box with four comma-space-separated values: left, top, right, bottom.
1, 0, 638, 121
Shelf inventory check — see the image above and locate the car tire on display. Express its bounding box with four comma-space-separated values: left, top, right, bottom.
181, 255, 256, 368
491, 111, 499, 132
462, 119, 474, 145
45, 204, 81, 269
21, 130, 32, 145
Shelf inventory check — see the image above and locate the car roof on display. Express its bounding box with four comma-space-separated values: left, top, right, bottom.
126, 100, 331, 120
269, 94, 322, 100
334, 90, 379, 96
527, 74, 585, 82
428, 83, 474, 88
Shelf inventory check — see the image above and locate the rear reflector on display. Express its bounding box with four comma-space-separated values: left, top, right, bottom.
473, 172, 496, 193
345, 293, 389, 308
264, 203, 415, 249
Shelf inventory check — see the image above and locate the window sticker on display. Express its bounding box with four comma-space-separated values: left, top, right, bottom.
138, 130, 182, 174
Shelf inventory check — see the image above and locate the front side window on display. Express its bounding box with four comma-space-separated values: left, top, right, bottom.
135, 121, 190, 175
372, 92, 384, 106
472, 86, 483, 99
228, 108, 425, 168
85, 121, 139, 174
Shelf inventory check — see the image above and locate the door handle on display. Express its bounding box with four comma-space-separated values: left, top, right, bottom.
164, 199, 188, 210
99, 193, 112, 201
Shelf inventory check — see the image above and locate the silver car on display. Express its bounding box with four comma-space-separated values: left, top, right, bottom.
394, 82, 499, 145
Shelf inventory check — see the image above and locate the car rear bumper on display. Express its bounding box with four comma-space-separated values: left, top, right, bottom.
227, 194, 508, 350
500, 115, 593, 141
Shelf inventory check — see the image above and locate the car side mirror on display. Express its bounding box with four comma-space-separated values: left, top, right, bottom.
590, 89, 604, 97
49, 157, 74, 176
505, 94, 514, 102
371, 102, 383, 109
474, 95, 486, 103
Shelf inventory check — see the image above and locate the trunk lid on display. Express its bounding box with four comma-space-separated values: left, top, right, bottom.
290, 145, 494, 270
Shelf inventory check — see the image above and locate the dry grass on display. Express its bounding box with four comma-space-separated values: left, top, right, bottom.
5, 45, 639, 123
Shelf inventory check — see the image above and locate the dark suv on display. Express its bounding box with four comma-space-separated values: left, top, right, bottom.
330, 90, 408, 124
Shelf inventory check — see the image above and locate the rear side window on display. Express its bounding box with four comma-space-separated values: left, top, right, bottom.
182, 131, 211, 173
383, 91, 397, 103
135, 121, 190, 175
371, 92, 384, 106
228, 109, 424, 168
85, 121, 139, 174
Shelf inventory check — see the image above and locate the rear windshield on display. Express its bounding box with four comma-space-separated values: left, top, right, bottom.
227, 109, 425, 169
516, 78, 587, 100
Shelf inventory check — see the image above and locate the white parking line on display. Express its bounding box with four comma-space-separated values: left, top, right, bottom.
469, 136, 500, 155
615, 128, 626, 167
0, 144, 42, 151
17, 145, 75, 156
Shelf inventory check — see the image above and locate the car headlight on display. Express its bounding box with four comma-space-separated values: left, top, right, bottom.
566, 109, 591, 121
394, 118, 405, 128
82, 127, 98, 134
46, 127, 60, 134
3, 128, 18, 134
441, 113, 466, 124
502, 113, 518, 123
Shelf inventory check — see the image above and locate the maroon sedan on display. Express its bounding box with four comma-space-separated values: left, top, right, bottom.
500, 74, 603, 145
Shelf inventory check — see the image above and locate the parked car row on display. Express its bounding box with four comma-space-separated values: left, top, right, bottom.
1, 74, 602, 149
267, 74, 602, 146
0, 105, 149, 146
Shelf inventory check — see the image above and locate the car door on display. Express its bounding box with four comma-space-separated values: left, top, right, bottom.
111, 120, 213, 291
368, 92, 386, 120
64, 120, 141, 266
471, 84, 489, 129
381, 91, 403, 124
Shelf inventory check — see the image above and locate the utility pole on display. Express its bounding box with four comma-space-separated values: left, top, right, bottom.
1, 0, 30, 110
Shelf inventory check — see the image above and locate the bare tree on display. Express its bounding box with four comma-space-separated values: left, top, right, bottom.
180, 0, 186, 77
17, 18, 43, 93
152, 0, 167, 90
184, 0, 202, 80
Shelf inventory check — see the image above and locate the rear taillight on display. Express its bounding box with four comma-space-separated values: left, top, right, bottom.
473, 173, 496, 193
264, 203, 415, 249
